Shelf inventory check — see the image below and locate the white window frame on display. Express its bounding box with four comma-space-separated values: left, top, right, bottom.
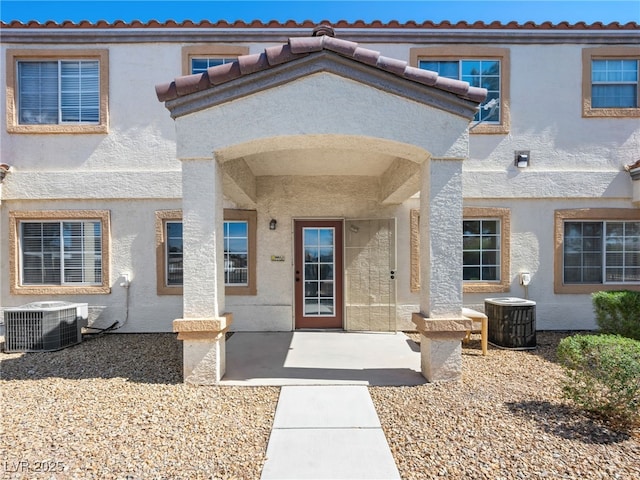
17, 59, 100, 125
418, 59, 501, 124
155, 209, 257, 296
463, 218, 502, 282
591, 59, 638, 109
563, 220, 640, 285
6, 49, 109, 133
10, 210, 111, 295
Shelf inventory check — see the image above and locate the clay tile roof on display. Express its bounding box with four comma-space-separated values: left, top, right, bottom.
156, 25, 487, 105
3, 19, 638, 30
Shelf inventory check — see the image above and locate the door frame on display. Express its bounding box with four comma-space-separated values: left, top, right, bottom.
294, 219, 344, 329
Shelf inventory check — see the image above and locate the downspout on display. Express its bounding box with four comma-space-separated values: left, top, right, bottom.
624, 159, 640, 207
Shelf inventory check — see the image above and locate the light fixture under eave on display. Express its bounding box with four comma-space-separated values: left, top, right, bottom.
515, 151, 530, 168
269, 219, 277, 230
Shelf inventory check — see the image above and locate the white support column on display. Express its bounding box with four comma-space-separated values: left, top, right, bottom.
413, 157, 470, 382
173, 157, 232, 385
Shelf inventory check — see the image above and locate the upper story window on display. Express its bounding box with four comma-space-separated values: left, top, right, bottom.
6, 49, 109, 133
419, 59, 501, 124
410, 46, 510, 134
18, 60, 99, 125
181, 45, 249, 76
591, 59, 638, 108
555, 209, 640, 294
191, 58, 236, 74
9, 210, 111, 295
583, 47, 640, 118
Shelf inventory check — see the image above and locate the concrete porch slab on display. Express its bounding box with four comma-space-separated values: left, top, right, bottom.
220, 331, 424, 386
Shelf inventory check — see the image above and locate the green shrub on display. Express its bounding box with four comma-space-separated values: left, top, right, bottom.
592, 290, 640, 341
557, 334, 640, 427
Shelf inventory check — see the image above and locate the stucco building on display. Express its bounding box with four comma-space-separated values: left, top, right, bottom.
1, 19, 638, 382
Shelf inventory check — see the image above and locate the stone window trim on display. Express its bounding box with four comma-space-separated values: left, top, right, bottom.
9, 210, 111, 295
6, 48, 109, 134
554, 208, 640, 294
409, 46, 511, 134
582, 46, 640, 118
181, 45, 250, 76
155, 209, 257, 296
410, 207, 511, 294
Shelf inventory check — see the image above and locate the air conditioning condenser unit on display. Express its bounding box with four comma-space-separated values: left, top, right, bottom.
3, 302, 89, 353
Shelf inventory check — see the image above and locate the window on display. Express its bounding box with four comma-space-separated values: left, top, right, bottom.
463, 219, 500, 281
583, 47, 640, 117
224, 220, 249, 286
409, 207, 511, 293
18, 60, 99, 124
6, 49, 109, 133
10, 210, 111, 294
191, 58, 236, 74
166, 221, 183, 286
410, 46, 510, 134
591, 59, 638, 108
555, 209, 640, 294
563, 221, 639, 284
156, 209, 256, 295
419, 59, 500, 124
181, 45, 249, 76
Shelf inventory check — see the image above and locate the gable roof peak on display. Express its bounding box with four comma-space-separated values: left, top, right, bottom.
312, 24, 335, 37
156, 28, 487, 106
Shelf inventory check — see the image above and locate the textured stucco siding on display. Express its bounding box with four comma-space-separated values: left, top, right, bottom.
1, 38, 638, 334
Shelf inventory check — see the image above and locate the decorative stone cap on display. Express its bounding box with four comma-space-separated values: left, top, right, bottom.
173, 313, 233, 333
412, 312, 472, 332
625, 159, 640, 180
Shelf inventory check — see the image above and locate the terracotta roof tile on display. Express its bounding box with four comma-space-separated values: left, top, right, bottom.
403, 66, 438, 86
265, 43, 303, 66
289, 36, 325, 54
323, 36, 358, 56
376, 55, 408, 76
5, 19, 637, 30
174, 73, 209, 96
156, 25, 488, 106
207, 61, 242, 86
353, 47, 381, 67
237, 53, 270, 75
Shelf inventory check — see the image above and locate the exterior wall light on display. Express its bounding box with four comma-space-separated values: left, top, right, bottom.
515, 151, 530, 168
269, 219, 277, 230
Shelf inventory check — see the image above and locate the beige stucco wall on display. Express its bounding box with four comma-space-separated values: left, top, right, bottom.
1, 37, 638, 333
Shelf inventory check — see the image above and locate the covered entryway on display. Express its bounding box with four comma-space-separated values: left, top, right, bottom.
156, 25, 486, 384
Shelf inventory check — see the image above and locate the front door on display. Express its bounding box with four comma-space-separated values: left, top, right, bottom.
294, 220, 344, 329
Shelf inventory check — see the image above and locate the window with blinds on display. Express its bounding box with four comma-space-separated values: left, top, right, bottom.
17, 60, 100, 125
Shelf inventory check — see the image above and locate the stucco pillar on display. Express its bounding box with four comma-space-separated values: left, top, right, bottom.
413, 158, 471, 382
173, 158, 232, 385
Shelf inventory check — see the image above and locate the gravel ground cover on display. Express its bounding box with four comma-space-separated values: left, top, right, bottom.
371, 332, 640, 480
1, 331, 638, 480
0, 334, 279, 480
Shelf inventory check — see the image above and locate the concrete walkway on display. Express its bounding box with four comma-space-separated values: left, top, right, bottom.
261, 385, 401, 479
221, 332, 417, 479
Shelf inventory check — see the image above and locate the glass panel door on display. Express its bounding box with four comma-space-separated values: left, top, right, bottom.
295, 220, 343, 329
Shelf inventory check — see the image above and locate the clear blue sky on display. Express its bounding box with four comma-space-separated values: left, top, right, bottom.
1, 0, 638, 24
